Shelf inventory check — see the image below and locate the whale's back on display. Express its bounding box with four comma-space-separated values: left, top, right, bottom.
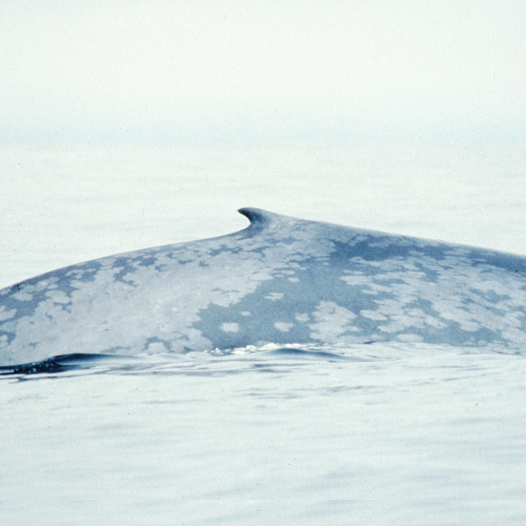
1, 208, 526, 366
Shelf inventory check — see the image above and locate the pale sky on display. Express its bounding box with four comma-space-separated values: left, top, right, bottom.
1, 0, 525, 145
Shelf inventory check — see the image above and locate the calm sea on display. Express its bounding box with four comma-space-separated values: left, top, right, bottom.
1, 144, 525, 525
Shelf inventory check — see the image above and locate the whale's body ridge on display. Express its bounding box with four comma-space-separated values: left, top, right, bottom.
1, 208, 526, 366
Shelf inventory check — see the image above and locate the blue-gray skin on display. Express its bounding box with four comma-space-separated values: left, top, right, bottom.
1, 208, 526, 366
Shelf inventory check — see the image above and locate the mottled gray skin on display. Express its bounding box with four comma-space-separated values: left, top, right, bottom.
1, 208, 526, 365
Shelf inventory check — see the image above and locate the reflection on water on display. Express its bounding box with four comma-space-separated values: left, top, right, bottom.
1, 342, 526, 525
0, 343, 365, 377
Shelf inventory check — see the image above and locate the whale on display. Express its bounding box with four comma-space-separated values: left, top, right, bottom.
1, 207, 526, 367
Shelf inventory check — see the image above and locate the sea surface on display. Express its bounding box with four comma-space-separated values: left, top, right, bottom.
1, 144, 526, 525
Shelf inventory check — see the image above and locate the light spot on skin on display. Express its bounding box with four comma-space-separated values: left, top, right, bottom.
295, 313, 309, 322
241, 311, 251, 316
46, 290, 72, 304
396, 333, 424, 343
221, 322, 240, 333
361, 310, 387, 321
274, 322, 293, 332
265, 292, 284, 301
310, 301, 359, 342
12, 291, 34, 302
0, 307, 17, 321
288, 277, 300, 283
145, 341, 169, 353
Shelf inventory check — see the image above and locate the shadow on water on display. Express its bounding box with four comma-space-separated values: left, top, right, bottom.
262, 347, 356, 361
0, 345, 362, 380
0, 353, 135, 376
3, 342, 517, 380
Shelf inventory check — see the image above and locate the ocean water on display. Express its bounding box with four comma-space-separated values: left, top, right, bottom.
1, 144, 526, 525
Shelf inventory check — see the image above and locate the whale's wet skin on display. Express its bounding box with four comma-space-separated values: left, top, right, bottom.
1, 207, 526, 370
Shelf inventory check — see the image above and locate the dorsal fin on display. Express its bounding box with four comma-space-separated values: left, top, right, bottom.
238, 207, 280, 232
